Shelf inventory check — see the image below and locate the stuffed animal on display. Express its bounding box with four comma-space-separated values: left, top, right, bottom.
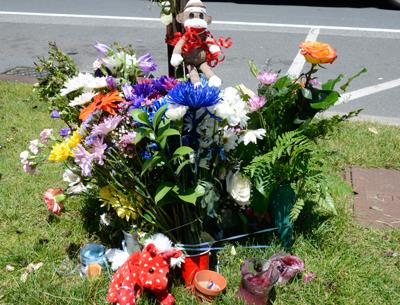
107, 234, 183, 305
167, 0, 232, 88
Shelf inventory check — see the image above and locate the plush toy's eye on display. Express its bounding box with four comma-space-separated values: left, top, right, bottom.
199, 13, 204, 19
189, 13, 194, 19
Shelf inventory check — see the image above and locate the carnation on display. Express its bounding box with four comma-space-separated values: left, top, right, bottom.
211, 87, 250, 128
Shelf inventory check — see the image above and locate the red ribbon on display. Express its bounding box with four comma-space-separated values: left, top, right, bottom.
166, 27, 232, 68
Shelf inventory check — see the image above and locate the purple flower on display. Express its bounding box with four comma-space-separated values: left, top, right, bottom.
142, 151, 152, 160
309, 78, 321, 88
122, 83, 135, 101
50, 110, 60, 119
257, 71, 278, 85
106, 76, 117, 89
91, 115, 124, 136
249, 96, 267, 112
133, 83, 156, 99
82, 112, 96, 131
118, 132, 137, 148
59, 128, 71, 137
138, 53, 157, 75
153, 76, 179, 95
94, 42, 111, 55
84, 135, 97, 145
73, 144, 94, 177
91, 137, 107, 165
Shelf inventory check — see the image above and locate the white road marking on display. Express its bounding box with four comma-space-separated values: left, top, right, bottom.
336, 78, 400, 105
1, 11, 400, 33
320, 111, 400, 126
286, 28, 320, 78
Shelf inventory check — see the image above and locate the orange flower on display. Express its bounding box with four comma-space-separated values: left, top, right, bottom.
79, 90, 124, 121
299, 41, 337, 65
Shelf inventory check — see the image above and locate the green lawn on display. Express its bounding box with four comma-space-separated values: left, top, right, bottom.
1, 81, 399, 305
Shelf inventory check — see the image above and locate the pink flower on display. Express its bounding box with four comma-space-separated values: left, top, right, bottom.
303, 272, 316, 284
20, 150, 36, 174
249, 96, 266, 112
39, 128, 53, 144
257, 71, 278, 85
43, 188, 65, 215
309, 78, 321, 88
23, 163, 36, 174
29, 139, 40, 155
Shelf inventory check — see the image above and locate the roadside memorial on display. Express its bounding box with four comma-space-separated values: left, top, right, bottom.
18, 0, 367, 303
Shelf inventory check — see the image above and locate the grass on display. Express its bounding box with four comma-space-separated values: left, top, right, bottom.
0, 81, 400, 304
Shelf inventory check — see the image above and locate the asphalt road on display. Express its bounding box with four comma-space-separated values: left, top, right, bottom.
0, 0, 399, 123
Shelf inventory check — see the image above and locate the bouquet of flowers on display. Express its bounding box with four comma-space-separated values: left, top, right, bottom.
21, 40, 362, 245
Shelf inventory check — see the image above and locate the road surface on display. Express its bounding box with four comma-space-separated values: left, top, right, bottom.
0, 0, 399, 123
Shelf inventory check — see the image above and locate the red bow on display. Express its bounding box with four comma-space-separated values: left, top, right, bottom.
166, 27, 232, 68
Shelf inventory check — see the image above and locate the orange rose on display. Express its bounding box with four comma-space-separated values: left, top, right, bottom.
299, 41, 337, 64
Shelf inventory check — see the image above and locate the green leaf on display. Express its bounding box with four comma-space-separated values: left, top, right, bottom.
143, 213, 156, 224
157, 128, 180, 142
248, 60, 260, 78
155, 182, 175, 204
322, 74, 344, 91
310, 91, 339, 110
131, 109, 150, 126
141, 155, 164, 176
340, 67, 367, 92
301, 88, 312, 100
152, 104, 168, 131
175, 160, 191, 175
175, 187, 204, 205
274, 76, 292, 90
172, 146, 194, 159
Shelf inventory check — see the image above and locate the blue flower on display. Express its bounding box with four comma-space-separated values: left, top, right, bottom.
143, 97, 169, 123
59, 128, 71, 137
142, 151, 152, 160
167, 81, 221, 109
50, 110, 60, 119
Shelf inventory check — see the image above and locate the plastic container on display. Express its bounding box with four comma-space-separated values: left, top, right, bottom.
80, 243, 108, 270
194, 270, 227, 297
181, 248, 210, 287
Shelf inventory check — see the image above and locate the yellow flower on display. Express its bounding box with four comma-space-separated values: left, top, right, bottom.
99, 186, 141, 221
67, 130, 83, 148
48, 142, 72, 162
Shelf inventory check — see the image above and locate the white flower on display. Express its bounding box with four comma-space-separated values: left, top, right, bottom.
165, 104, 188, 121
103, 52, 138, 73
160, 13, 173, 25
20, 151, 29, 164
240, 128, 266, 145
226, 171, 251, 206
60, 73, 107, 96
222, 128, 239, 152
63, 169, 80, 184
100, 213, 112, 226
68, 183, 87, 194
63, 169, 87, 194
93, 58, 103, 70
69, 92, 96, 107
210, 87, 250, 127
